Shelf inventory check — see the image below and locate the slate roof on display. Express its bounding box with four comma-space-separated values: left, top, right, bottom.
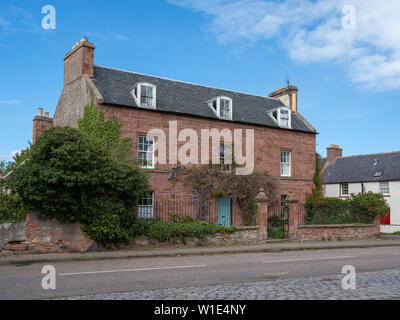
324, 151, 400, 184
91, 65, 315, 133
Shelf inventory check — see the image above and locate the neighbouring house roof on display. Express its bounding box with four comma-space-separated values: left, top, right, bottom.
91, 65, 315, 134
324, 151, 400, 184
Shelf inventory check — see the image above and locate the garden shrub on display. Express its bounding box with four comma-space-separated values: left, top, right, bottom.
268, 225, 285, 239
168, 213, 195, 223
0, 192, 27, 223
348, 192, 390, 224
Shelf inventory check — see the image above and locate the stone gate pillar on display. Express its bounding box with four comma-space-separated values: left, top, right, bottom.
285, 191, 299, 240
374, 216, 381, 238
255, 188, 269, 241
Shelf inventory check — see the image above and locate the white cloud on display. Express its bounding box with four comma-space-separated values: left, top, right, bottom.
0, 150, 21, 162
0, 15, 15, 33
0, 16, 10, 27
0, 6, 49, 36
9, 5, 33, 20
169, 0, 400, 91
0, 100, 22, 104
86, 30, 128, 42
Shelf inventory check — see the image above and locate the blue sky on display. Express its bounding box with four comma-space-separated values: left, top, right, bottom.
1, 0, 399, 161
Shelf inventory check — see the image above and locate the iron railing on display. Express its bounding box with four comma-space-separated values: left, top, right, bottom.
137, 198, 242, 226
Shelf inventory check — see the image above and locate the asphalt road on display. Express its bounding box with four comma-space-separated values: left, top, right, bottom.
1, 246, 400, 299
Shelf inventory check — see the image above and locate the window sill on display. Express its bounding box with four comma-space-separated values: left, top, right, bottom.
139, 105, 156, 109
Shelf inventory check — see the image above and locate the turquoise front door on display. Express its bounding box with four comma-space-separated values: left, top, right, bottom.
217, 198, 232, 226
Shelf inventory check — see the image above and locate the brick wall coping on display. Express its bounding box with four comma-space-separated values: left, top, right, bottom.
298, 224, 375, 229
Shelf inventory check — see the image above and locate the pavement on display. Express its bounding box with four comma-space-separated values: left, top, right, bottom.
1, 237, 400, 266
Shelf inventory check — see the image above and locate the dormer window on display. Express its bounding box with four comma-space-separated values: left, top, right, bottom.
269, 107, 291, 128
131, 83, 156, 109
207, 96, 232, 120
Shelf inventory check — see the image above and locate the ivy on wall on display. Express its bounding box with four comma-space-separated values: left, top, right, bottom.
170, 163, 276, 226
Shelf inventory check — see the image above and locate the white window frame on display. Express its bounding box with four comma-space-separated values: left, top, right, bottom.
341, 183, 349, 196
138, 192, 154, 219
380, 181, 390, 195
269, 107, 292, 128
280, 150, 291, 177
219, 143, 232, 173
131, 83, 157, 109
138, 135, 154, 169
207, 96, 233, 120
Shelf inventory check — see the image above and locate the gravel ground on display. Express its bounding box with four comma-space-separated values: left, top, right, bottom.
57, 268, 400, 300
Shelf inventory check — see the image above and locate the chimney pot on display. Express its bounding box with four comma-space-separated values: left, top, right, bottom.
38, 108, 43, 117
45, 112, 49, 118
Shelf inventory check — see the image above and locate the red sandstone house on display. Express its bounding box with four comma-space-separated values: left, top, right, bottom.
33, 38, 317, 227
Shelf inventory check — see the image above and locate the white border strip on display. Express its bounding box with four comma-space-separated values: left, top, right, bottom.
262, 256, 357, 263
59, 265, 206, 276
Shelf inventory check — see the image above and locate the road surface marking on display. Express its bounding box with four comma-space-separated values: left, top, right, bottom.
59, 264, 206, 276
262, 256, 357, 263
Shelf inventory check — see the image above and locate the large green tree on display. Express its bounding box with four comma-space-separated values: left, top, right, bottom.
8, 126, 149, 246
78, 102, 133, 163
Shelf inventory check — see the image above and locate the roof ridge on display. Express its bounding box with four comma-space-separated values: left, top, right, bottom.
338, 150, 400, 159
94, 65, 281, 102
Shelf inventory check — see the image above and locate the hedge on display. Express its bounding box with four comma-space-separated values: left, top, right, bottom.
305, 192, 389, 225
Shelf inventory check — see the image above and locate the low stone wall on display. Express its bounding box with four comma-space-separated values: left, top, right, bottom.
22, 212, 260, 253
202, 227, 259, 246
0, 222, 26, 250
26, 212, 97, 253
123, 227, 260, 250
297, 224, 380, 241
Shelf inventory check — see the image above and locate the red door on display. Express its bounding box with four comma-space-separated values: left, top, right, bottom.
381, 211, 391, 225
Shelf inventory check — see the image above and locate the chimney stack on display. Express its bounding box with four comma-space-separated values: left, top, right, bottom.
33, 108, 53, 144
63, 37, 95, 86
269, 85, 298, 113
326, 144, 342, 163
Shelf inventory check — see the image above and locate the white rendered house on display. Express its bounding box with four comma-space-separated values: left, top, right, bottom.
323, 145, 400, 233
